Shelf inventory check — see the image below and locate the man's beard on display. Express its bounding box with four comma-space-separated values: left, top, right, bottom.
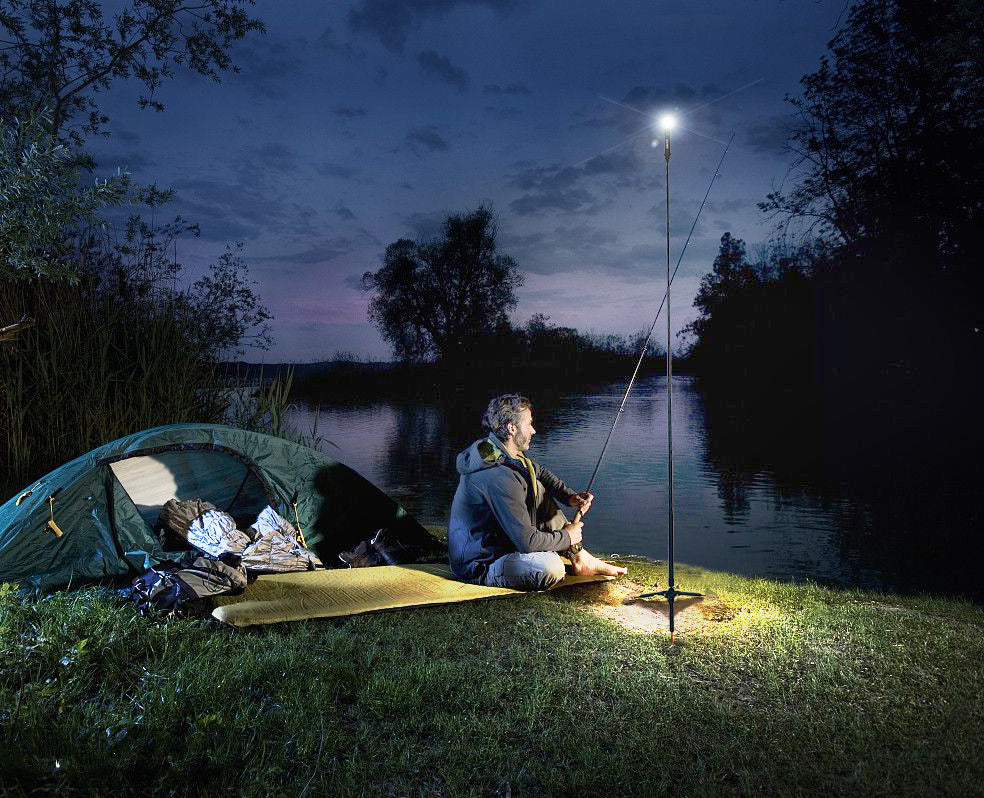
514, 430, 532, 451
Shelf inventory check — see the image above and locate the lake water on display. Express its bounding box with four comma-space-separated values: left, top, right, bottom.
287, 376, 981, 601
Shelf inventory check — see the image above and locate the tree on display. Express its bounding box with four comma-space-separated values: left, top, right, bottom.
684, 233, 819, 383
362, 206, 525, 364
0, 0, 264, 144
684, 232, 760, 354
762, 0, 983, 244
0, 110, 131, 282
759, 0, 984, 335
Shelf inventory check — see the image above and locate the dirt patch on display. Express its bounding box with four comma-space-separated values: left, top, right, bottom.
572, 579, 737, 636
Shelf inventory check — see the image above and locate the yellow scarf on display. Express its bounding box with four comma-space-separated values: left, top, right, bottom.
487, 436, 538, 503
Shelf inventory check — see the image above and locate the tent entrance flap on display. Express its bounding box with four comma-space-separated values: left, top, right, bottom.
109, 449, 271, 528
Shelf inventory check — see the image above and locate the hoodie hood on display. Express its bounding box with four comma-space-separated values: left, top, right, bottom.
455, 436, 510, 476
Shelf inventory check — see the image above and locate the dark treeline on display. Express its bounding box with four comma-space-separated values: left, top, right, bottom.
293, 313, 667, 403
684, 0, 982, 433
301, 203, 669, 403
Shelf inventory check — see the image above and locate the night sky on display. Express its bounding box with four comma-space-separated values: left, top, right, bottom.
91, 0, 849, 361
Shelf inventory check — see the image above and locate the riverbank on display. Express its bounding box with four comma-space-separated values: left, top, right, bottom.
3, 556, 981, 797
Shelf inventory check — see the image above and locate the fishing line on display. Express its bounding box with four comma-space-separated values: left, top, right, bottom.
576, 133, 734, 502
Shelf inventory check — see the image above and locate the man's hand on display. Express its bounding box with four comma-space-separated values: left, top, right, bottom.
570, 548, 627, 577
569, 492, 594, 516
563, 520, 583, 545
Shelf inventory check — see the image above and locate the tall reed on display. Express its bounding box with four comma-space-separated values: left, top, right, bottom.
0, 279, 280, 492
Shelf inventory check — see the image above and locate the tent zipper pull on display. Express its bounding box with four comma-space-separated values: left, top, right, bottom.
45, 490, 64, 537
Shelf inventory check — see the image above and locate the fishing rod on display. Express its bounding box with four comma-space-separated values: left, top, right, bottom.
573, 132, 734, 523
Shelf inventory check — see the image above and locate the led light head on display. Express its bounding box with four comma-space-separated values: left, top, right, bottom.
658, 113, 677, 134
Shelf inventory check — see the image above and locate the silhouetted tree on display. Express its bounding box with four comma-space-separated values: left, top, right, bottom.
684, 233, 818, 384
361, 206, 524, 364
684, 233, 759, 372
0, 0, 264, 144
760, 0, 984, 341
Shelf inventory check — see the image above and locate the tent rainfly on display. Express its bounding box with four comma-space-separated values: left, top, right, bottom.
0, 423, 438, 591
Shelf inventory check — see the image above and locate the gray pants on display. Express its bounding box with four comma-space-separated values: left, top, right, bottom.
483, 551, 566, 591
483, 491, 569, 591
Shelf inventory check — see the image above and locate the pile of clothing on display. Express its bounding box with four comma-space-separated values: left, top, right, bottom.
131, 499, 324, 616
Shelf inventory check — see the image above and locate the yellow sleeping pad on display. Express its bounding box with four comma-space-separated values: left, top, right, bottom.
212, 562, 612, 626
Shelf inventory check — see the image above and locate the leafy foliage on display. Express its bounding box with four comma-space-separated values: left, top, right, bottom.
0, 111, 131, 282
0, 0, 264, 143
362, 206, 525, 364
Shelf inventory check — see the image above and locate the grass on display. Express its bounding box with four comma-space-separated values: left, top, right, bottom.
2, 557, 982, 798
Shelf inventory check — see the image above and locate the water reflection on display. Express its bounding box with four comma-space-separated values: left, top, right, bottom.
288, 377, 981, 601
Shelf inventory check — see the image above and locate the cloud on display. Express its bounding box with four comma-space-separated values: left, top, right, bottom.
317, 161, 362, 180
316, 26, 336, 49
404, 125, 450, 155
332, 203, 356, 221
112, 128, 142, 145
417, 50, 469, 92
500, 223, 655, 275
253, 231, 378, 266
334, 106, 369, 118
231, 38, 306, 100
507, 163, 598, 216
509, 187, 601, 216
315, 24, 372, 60
745, 116, 792, 154
254, 143, 298, 173
347, 0, 522, 53
163, 190, 258, 241
484, 105, 522, 119
344, 274, 366, 290
170, 170, 319, 243
506, 149, 655, 217
401, 210, 447, 240
91, 150, 158, 173
482, 81, 530, 95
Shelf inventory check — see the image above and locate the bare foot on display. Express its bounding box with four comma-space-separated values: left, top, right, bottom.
571, 549, 627, 577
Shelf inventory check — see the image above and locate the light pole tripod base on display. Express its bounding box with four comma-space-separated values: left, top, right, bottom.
632, 586, 706, 640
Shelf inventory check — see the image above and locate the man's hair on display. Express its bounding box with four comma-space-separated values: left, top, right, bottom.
482, 394, 532, 440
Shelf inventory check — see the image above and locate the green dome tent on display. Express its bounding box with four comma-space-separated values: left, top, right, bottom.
0, 423, 439, 591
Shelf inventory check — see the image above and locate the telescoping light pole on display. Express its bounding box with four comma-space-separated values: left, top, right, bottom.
637, 113, 704, 641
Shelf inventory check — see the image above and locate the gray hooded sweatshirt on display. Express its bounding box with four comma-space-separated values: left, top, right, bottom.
448, 435, 576, 582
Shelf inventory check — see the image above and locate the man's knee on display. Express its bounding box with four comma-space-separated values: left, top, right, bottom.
539, 552, 566, 588
518, 551, 565, 591
486, 551, 566, 591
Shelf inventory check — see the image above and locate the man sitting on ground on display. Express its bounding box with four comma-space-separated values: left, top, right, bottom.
449, 393, 628, 590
